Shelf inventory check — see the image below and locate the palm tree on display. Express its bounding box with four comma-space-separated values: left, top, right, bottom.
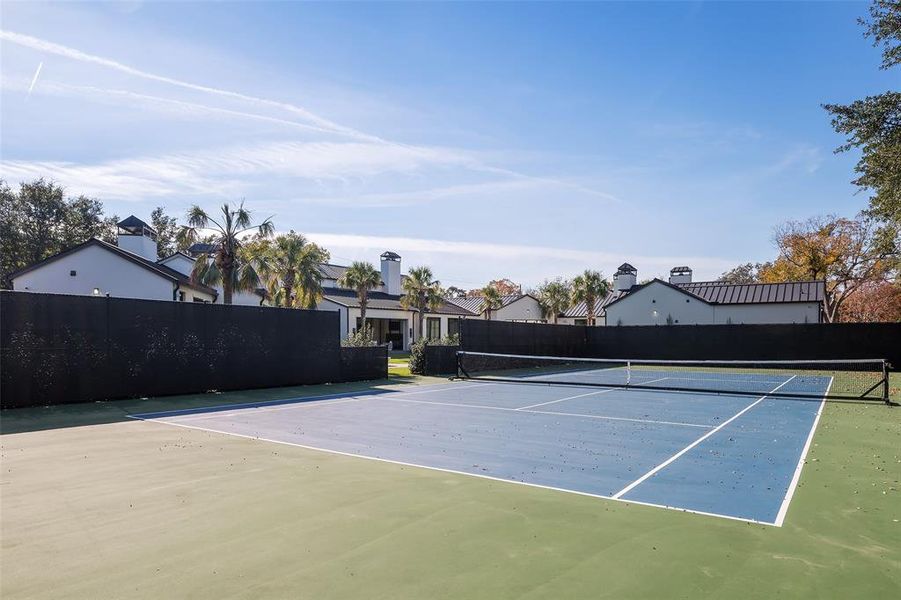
184, 202, 274, 305
338, 261, 382, 334
480, 283, 504, 320
571, 270, 609, 326
401, 266, 443, 341
537, 279, 571, 324
255, 231, 330, 309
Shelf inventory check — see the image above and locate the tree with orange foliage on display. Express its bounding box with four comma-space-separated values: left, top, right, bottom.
838, 280, 901, 322
466, 278, 521, 297
759, 214, 896, 322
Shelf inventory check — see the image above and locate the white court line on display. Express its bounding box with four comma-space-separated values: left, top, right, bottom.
128, 379, 483, 419
147, 382, 500, 423
610, 375, 798, 499
136, 416, 777, 526
514, 376, 670, 410
379, 395, 711, 428
773, 377, 833, 527
515, 388, 619, 410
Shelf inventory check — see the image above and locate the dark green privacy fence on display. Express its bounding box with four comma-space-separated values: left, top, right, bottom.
458, 319, 901, 368
1, 291, 386, 408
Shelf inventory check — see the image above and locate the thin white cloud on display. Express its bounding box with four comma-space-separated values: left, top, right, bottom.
292, 179, 552, 207
762, 144, 823, 176
0, 140, 473, 199
0, 29, 619, 203
304, 232, 736, 286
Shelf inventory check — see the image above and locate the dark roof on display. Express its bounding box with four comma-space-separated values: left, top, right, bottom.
603, 278, 825, 310
670, 266, 692, 274
322, 289, 406, 311
321, 289, 477, 315
9, 238, 217, 296
158, 251, 194, 263
432, 300, 478, 315
318, 263, 388, 286
679, 280, 825, 304
445, 294, 530, 314
117, 215, 155, 232
616, 262, 637, 274
186, 242, 218, 257
318, 263, 350, 280
380, 251, 401, 260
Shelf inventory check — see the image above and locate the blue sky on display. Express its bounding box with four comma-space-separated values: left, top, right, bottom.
1, 1, 895, 288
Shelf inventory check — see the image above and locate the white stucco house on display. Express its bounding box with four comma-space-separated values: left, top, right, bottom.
11, 217, 219, 303
443, 293, 545, 323
559, 263, 826, 326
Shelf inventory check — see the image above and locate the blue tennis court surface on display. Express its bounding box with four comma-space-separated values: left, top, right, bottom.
133, 371, 831, 526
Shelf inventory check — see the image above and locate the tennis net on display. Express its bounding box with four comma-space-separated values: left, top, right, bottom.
456, 351, 891, 403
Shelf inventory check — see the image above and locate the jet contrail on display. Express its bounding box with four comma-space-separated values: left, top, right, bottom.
26, 61, 43, 97
0, 29, 619, 202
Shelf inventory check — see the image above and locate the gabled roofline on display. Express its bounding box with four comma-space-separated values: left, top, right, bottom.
603, 278, 711, 310
10, 238, 217, 296
158, 251, 195, 264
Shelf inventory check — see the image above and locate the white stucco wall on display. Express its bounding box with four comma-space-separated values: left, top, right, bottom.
12, 244, 177, 301
713, 303, 821, 324
494, 296, 543, 322
605, 281, 714, 326
604, 281, 823, 326
158, 253, 195, 276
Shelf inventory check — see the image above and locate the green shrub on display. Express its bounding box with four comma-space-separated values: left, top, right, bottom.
409, 335, 460, 375
342, 325, 378, 347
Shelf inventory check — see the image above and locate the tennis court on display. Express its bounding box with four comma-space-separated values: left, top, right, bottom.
131, 353, 862, 526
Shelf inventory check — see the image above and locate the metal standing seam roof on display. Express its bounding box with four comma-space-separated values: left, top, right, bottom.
567, 279, 825, 317
677, 280, 825, 305
445, 294, 525, 314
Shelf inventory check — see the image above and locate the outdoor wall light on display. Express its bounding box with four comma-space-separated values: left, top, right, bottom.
92, 288, 101, 296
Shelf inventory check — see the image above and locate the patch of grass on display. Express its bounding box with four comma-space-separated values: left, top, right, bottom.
0, 377, 898, 598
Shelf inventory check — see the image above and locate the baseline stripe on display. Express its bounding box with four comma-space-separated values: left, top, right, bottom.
135, 417, 777, 526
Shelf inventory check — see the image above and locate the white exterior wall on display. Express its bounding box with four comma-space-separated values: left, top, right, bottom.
713, 303, 821, 324
117, 234, 159, 261
493, 295, 544, 322
318, 301, 414, 350
605, 281, 823, 326
422, 315, 466, 340
380, 259, 402, 295
557, 316, 605, 326
605, 281, 714, 326
227, 290, 263, 306
318, 298, 349, 341
12, 244, 178, 301
158, 254, 195, 276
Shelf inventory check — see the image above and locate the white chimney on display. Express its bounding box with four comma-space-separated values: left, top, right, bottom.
116, 216, 159, 261
380, 251, 402, 295
614, 262, 637, 291
669, 266, 692, 285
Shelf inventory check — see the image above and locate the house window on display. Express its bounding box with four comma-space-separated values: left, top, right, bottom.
426, 317, 441, 340
575, 319, 588, 326
447, 318, 461, 338
69, 270, 76, 277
